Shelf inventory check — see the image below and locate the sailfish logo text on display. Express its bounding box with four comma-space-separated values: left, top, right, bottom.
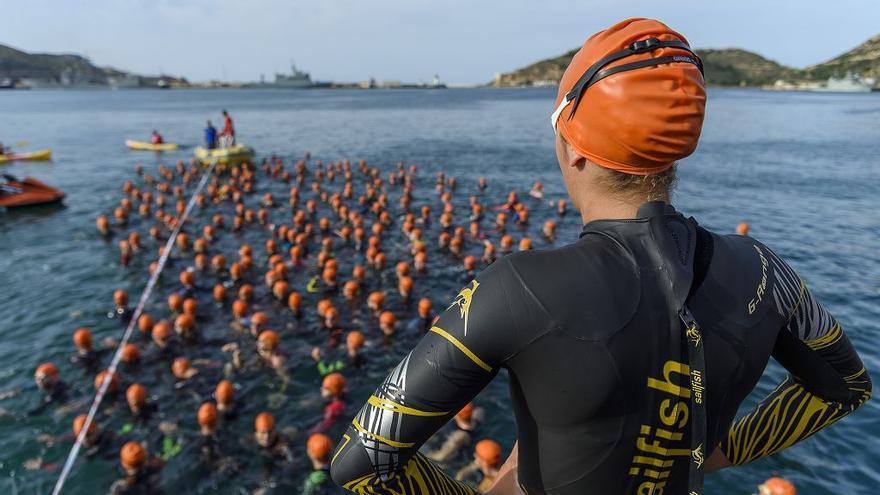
449, 280, 479, 336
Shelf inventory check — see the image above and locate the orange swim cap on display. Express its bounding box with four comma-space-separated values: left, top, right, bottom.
114, 289, 128, 307
456, 403, 474, 422
418, 298, 433, 318
73, 414, 96, 437
167, 293, 183, 313
172, 357, 190, 378
213, 284, 227, 301
368, 292, 384, 309
175, 314, 195, 331
255, 412, 275, 432
73, 328, 93, 350
554, 18, 706, 175
307, 433, 334, 460
736, 222, 751, 236
258, 330, 280, 350
120, 441, 146, 470
138, 314, 154, 333
760, 477, 797, 495
475, 439, 502, 465
94, 370, 118, 393
215, 380, 234, 403
126, 383, 147, 406
121, 343, 140, 363
152, 321, 170, 340
288, 291, 302, 310
347, 331, 365, 349
183, 298, 198, 316
322, 372, 346, 395
198, 402, 218, 427
379, 311, 396, 327
232, 299, 248, 318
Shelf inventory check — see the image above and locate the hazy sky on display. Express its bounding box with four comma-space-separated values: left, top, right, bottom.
4, 0, 879, 84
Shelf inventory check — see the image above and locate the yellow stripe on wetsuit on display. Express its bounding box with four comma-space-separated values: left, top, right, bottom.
805, 323, 843, 351
351, 417, 415, 448
429, 325, 492, 372
367, 395, 449, 417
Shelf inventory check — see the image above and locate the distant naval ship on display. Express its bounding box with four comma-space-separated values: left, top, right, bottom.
248, 63, 327, 88
813, 72, 874, 93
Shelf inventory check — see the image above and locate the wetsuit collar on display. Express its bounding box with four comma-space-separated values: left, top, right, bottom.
580, 201, 677, 238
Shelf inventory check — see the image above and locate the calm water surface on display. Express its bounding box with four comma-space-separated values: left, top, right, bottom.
0, 88, 878, 494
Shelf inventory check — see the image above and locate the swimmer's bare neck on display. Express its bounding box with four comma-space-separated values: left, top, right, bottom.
555, 133, 667, 225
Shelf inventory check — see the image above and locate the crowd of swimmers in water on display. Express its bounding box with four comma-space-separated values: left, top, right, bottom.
20, 152, 794, 495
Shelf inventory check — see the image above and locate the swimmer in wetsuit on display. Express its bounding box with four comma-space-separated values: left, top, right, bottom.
330, 18, 871, 495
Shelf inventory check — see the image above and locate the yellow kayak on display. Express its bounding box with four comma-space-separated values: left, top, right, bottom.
0, 149, 52, 164
126, 140, 179, 151
194, 144, 255, 165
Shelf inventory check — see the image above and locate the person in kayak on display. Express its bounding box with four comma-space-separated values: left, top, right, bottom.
205, 120, 218, 150
329, 18, 872, 495
150, 130, 164, 145
220, 110, 235, 148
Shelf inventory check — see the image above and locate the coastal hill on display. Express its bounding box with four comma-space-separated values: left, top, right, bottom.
0, 43, 188, 88
492, 34, 880, 88
804, 33, 880, 80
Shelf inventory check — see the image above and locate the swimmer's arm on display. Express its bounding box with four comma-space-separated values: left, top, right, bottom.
331, 259, 528, 494
718, 251, 872, 468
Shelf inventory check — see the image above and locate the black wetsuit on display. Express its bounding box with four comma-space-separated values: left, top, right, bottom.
330, 202, 871, 494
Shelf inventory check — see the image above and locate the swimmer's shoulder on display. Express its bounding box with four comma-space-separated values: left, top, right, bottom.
497, 235, 639, 338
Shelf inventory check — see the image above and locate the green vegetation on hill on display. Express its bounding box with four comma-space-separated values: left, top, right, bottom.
805, 34, 880, 81
0, 43, 188, 87
492, 35, 880, 88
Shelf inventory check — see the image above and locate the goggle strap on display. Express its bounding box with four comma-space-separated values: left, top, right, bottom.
565, 38, 701, 120
589, 54, 704, 91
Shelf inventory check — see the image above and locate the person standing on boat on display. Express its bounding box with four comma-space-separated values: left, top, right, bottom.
204, 120, 218, 150
220, 110, 235, 148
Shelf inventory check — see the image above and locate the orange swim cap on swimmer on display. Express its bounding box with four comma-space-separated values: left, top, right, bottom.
198, 402, 218, 427
760, 477, 797, 495
215, 380, 234, 403
457, 403, 474, 422
288, 291, 302, 310
152, 320, 171, 340
167, 293, 183, 313
121, 343, 140, 363
258, 330, 280, 350
126, 383, 147, 406
120, 441, 146, 470
322, 372, 346, 395
475, 439, 502, 466
213, 284, 227, 301
347, 331, 365, 349
138, 314, 154, 333
183, 298, 198, 316
418, 298, 433, 318
307, 433, 334, 460
73, 328, 93, 350
175, 314, 195, 331
736, 222, 751, 236
94, 370, 118, 393
553, 18, 706, 175
379, 311, 396, 327
73, 414, 96, 437
255, 412, 275, 432
114, 289, 129, 307
172, 357, 190, 378
232, 299, 248, 318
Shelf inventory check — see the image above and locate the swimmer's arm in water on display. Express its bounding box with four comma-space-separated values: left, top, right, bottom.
716, 248, 872, 469
331, 258, 533, 494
